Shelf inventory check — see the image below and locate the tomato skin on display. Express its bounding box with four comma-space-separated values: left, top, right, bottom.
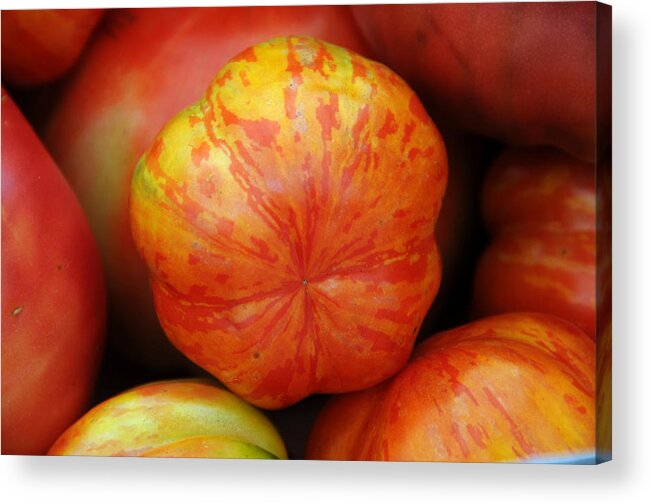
596, 154, 611, 459
306, 313, 595, 462
130, 36, 447, 409
1, 9, 104, 87
472, 147, 596, 338
352, 3, 603, 162
44, 6, 372, 371
48, 379, 287, 459
1, 89, 106, 455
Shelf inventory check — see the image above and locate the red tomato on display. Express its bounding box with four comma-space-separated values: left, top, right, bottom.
306, 313, 595, 462
1, 89, 106, 455
130, 36, 447, 409
45, 6, 372, 371
1, 9, 104, 87
473, 147, 596, 338
48, 379, 287, 458
352, 3, 609, 162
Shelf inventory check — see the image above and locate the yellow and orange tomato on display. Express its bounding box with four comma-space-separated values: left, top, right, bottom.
472, 146, 597, 338
45, 6, 373, 371
49, 379, 287, 459
306, 313, 595, 462
130, 36, 447, 409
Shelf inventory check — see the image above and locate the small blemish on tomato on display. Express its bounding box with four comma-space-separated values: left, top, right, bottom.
12, 306, 23, 317
56, 263, 63, 271
253, 352, 261, 360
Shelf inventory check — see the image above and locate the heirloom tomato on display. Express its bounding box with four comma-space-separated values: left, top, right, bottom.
1, 89, 106, 455
1, 9, 104, 87
49, 379, 287, 459
472, 147, 596, 338
352, 2, 610, 162
130, 36, 447, 409
306, 313, 595, 462
45, 6, 372, 370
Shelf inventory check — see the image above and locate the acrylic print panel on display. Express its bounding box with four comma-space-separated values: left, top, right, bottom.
1, 2, 611, 464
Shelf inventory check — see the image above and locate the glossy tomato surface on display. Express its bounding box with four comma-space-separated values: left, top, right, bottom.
306, 313, 595, 462
49, 379, 287, 458
45, 6, 372, 371
473, 147, 597, 338
1, 89, 106, 455
1, 9, 104, 87
130, 36, 447, 409
352, 3, 606, 162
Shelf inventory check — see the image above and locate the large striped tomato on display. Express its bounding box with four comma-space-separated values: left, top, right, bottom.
1, 9, 104, 87
306, 313, 595, 462
130, 36, 447, 409
49, 379, 287, 459
45, 6, 372, 371
472, 147, 596, 338
1, 89, 106, 455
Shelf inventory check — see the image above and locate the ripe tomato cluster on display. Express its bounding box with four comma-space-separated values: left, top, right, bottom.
1, 4, 610, 463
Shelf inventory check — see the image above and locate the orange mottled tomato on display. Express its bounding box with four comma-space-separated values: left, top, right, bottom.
472, 147, 596, 338
45, 6, 372, 371
306, 313, 595, 462
1, 89, 106, 455
130, 36, 447, 409
49, 379, 287, 459
1, 9, 104, 87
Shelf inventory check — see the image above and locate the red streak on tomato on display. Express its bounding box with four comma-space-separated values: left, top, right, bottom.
217, 96, 280, 148
233, 45, 258, 63
316, 92, 340, 142
191, 142, 210, 167
450, 422, 470, 458
401, 120, 416, 149
239, 71, 250, 87
482, 386, 534, 456
351, 104, 370, 145
351, 54, 367, 80
466, 424, 488, 449
378, 110, 398, 139
564, 393, 587, 415
215, 69, 233, 87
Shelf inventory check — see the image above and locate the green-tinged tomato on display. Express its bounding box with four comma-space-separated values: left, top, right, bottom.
48, 379, 287, 459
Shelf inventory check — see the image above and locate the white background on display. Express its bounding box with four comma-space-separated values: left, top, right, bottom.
1, 0, 649, 502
